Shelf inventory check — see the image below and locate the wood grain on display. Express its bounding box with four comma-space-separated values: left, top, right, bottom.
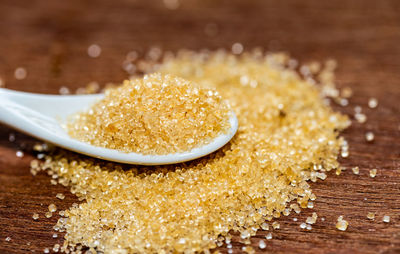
0, 0, 399, 253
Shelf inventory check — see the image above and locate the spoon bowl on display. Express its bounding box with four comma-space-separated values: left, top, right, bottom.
0, 88, 238, 165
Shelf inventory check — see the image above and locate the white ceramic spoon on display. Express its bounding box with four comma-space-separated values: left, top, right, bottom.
0, 88, 238, 165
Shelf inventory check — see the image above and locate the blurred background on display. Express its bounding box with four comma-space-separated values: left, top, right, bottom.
0, 0, 399, 99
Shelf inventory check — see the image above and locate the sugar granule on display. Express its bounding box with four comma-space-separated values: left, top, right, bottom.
352, 166, 360, 175
16, 150, 24, 158
37, 50, 349, 253
32, 213, 39, 220
53, 243, 60, 252
336, 217, 348, 231
383, 215, 390, 223
56, 193, 65, 200
67, 73, 231, 155
365, 132, 374, 142
355, 113, 367, 123
14, 67, 27, 80
48, 204, 57, 213
258, 240, 266, 249
306, 212, 318, 224
367, 212, 375, 220
368, 98, 378, 108
369, 168, 377, 178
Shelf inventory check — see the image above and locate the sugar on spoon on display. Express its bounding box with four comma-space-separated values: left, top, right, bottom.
0, 88, 238, 165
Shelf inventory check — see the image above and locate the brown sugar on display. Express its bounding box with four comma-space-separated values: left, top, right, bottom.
37, 50, 350, 253
67, 73, 231, 155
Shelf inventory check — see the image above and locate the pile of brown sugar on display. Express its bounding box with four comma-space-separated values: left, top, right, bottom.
35, 50, 350, 253
66, 73, 231, 155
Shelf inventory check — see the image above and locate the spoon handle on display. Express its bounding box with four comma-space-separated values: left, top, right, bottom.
0, 89, 66, 141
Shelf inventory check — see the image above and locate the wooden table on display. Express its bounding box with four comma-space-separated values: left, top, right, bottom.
0, 0, 399, 253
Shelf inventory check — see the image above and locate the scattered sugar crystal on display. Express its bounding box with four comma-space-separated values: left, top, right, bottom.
16, 150, 24, 158
265, 233, 272, 240
369, 169, 377, 178
261, 222, 269, 231
87, 44, 101, 58
232, 43, 244, 55
316, 172, 327, 180
352, 166, 360, 175
33, 144, 45, 152
8, 133, 15, 142
365, 132, 374, 142
147, 47, 162, 61
341, 150, 349, 158
291, 203, 302, 214
59, 86, 70, 95
32, 213, 39, 220
336, 217, 348, 231
126, 51, 138, 61
30, 168, 37, 176
283, 208, 290, 216
5, 237, 11, 242
14, 67, 27, 80
48, 204, 57, 213
341, 87, 353, 98
272, 221, 280, 229
355, 113, 367, 123
258, 240, 266, 249
367, 212, 375, 220
368, 98, 378, 108
30, 160, 39, 169
306, 212, 318, 224
56, 193, 65, 200
243, 239, 251, 245
383, 215, 390, 223
240, 230, 250, 239
53, 244, 60, 252
242, 246, 255, 254
339, 98, 348, 106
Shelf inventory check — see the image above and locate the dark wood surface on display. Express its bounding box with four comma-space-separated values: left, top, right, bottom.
1, 0, 400, 253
